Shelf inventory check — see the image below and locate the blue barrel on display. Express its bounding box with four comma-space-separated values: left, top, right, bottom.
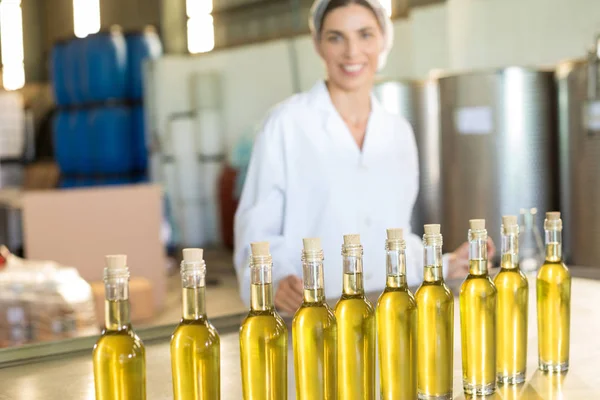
126, 27, 163, 99
73, 110, 93, 174
51, 42, 70, 106
132, 106, 148, 172
53, 111, 76, 174
64, 39, 86, 104
85, 28, 128, 102
89, 106, 133, 174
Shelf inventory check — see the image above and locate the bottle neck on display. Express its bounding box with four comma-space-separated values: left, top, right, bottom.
501, 230, 519, 270
181, 264, 206, 320
302, 254, 325, 303
386, 248, 407, 288
250, 257, 274, 311
423, 242, 443, 282
104, 275, 130, 331
545, 229, 562, 262
342, 253, 364, 295
468, 229, 488, 276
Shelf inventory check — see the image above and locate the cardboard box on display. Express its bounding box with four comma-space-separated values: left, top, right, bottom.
22, 184, 166, 313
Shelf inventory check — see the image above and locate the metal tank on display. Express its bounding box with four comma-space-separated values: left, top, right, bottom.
374, 78, 442, 236
438, 68, 558, 253
556, 36, 600, 266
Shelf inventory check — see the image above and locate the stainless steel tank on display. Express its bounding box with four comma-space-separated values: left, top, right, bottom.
438, 68, 558, 252
374, 78, 442, 236
556, 36, 600, 266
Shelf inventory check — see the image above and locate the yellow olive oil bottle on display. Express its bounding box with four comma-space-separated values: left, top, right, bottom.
459, 219, 497, 395
376, 228, 417, 400
334, 234, 376, 400
415, 224, 453, 400
495, 216, 528, 384
537, 212, 571, 372
171, 248, 220, 399
292, 238, 337, 399
93, 255, 146, 400
239, 242, 287, 399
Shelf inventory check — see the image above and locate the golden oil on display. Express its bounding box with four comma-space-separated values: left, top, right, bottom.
537, 212, 571, 373
376, 228, 416, 400
239, 242, 287, 400
415, 224, 453, 400
459, 219, 496, 396
292, 238, 337, 400
494, 216, 528, 384
171, 249, 220, 399
93, 255, 146, 400
334, 234, 375, 400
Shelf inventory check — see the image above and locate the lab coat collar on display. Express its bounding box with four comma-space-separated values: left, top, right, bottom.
308, 80, 385, 159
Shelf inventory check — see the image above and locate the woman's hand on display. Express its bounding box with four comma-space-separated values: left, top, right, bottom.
447, 237, 496, 280
274, 275, 304, 315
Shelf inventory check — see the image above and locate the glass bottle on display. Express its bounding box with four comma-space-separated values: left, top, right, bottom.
334, 234, 376, 400
239, 242, 287, 399
171, 248, 220, 399
376, 228, 417, 400
494, 215, 528, 384
537, 212, 571, 372
415, 224, 453, 400
459, 219, 497, 395
292, 238, 337, 399
519, 208, 544, 274
93, 255, 146, 400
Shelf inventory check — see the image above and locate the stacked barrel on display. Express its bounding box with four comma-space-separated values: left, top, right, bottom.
51, 26, 162, 188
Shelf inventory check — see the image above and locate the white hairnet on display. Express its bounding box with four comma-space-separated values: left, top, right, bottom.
308, 0, 394, 70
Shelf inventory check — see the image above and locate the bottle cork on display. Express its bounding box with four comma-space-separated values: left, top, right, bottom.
502, 215, 518, 226
386, 228, 404, 241
546, 211, 561, 220
303, 238, 322, 252
182, 248, 203, 262
105, 255, 127, 270
469, 219, 486, 230
250, 242, 270, 256
343, 234, 361, 246
424, 224, 440, 235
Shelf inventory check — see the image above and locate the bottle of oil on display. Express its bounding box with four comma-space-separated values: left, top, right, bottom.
459, 219, 497, 395
376, 228, 416, 400
292, 238, 337, 399
415, 224, 453, 400
494, 216, 528, 384
537, 211, 571, 372
93, 255, 146, 400
334, 234, 375, 400
239, 242, 287, 399
171, 248, 220, 399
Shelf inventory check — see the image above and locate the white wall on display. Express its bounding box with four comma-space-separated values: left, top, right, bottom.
147, 0, 600, 152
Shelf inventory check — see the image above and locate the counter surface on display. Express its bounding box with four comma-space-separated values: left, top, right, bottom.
1, 276, 599, 399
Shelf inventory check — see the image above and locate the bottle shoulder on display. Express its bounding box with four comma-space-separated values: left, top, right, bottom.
172, 318, 220, 342
240, 310, 288, 337
494, 268, 529, 288
376, 288, 417, 310
415, 281, 454, 301
335, 295, 375, 316
93, 329, 145, 357
537, 261, 571, 283
460, 274, 497, 296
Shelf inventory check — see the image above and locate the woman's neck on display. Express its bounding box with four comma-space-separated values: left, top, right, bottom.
326, 81, 372, 149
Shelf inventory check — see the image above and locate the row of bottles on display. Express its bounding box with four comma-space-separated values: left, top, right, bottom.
92, 212, 570, 399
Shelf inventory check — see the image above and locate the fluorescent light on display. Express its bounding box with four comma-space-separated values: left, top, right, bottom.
0, 0, 25, 90
2, 63, 25, 91
187, 0, 212, 17
73, 0, 101, 38
187, 15, 214, 54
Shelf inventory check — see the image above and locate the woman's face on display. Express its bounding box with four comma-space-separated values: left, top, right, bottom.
316, 3, 384, 92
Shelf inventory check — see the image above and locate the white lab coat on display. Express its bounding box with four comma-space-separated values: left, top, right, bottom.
234, 80, 442, 306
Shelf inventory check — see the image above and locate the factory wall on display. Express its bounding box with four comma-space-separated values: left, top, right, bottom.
148, 0, 600, 155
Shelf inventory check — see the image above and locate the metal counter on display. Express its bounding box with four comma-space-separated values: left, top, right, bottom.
1, 276, 599, 399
